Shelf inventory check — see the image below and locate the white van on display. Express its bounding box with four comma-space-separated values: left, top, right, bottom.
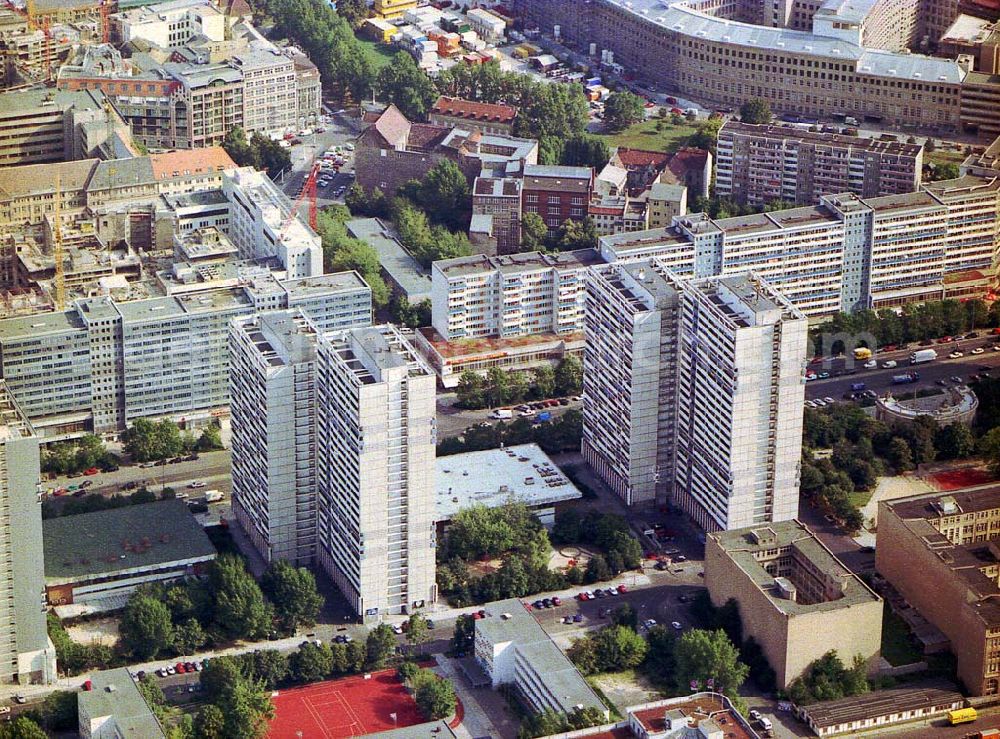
204, 490, 224, 503
758, 717, 772, 731
491, 408, 513, 420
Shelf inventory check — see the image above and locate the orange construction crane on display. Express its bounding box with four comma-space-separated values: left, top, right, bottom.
281, 161, 320, 237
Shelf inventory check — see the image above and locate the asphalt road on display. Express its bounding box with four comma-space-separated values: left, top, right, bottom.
804, 337, 1000, 403
44, 449, 232, 498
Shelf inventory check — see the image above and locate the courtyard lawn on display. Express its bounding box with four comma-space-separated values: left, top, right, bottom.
881, 607, 923, 667
594, 118, 700, 153
356, 38, 397, 71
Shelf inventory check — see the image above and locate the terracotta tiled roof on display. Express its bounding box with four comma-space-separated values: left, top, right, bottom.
149, 147, 236, 179
432, 95, 517, 124
407, 123, 451, 150
613, 147, 671, 169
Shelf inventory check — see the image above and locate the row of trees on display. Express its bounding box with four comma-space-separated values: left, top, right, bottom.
520, 213, 599, 253
809, 299, 1000, 355
118, 555, 322, 662
122, 419, 222, 463
41, 484, 160, 520
40, 434, 118, 476
455, 357, 584, 410
436, 410, 583, 458
518, 707, 607, 739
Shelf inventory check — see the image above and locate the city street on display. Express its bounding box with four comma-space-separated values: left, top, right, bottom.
803, 337, 1000, 402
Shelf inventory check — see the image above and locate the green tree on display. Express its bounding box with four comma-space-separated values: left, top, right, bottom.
603, 91, 646, 132
366, 623, 398, 669
244, 649, 289, 688
262, 560, 324, 632
413, 669, 457, 719
122, 418, 184, 462
521, 211, 548, 251
249, 132, 292, 179
0, 717, 47, 739
455, 370, 487, 410
39, 691, 77, 732
555, 355, 584, 396
612, 603, 639, 631
674, 628, 749, 697
451, 614, 475, 654
377, 53, 438, 120
196, 424, 223, 451
406, 612, 430, 652
560, 133, 611, 169
222, 125, 253, 167
209, 554, 274, 639
532, 365, 557, 400
934, 422, 976, 460
414, 159, 471, 231
887, 436, 914, 472
585, 554, 611, 583
193, 704, 227, 739
927, 162, 960, 181
739, 98, 773, 124
980, 427, 1000, 476
173, 618, 208, 654
556, 218, 598, 251
290, 642, 333, 683
336, 0, 367, 27
120, 594, 175, 660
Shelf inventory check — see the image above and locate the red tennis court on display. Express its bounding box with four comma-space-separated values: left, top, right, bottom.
268, 669, 426, 738
929, 467, 996, 491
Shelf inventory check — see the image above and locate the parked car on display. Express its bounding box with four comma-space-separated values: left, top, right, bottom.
949, 351, 964, 358
671, 621, 683, 630
971, 347, 985, 355
83, 467, 99, 476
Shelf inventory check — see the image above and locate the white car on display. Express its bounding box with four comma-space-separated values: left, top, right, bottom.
864, 359, 877, 369
881, 360, 897, 368
643, 619, 657, 629
813, 399, 826, 407
972, 347, 985, 355
804, 400, 816, 408
823, 397, 835, 404
0, 706, 10, 715
188, 481, 206, 489
749, 710, 762, 722
391, 624, 403, 635
950, 350, 965, 358
671, 621, 683, 630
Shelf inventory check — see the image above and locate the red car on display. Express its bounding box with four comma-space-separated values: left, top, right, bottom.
551, 596, 561, 606
617, 584, 628, 594
82, 680, 92, 691
176, 662, 186, 674
83, 467, 99, 476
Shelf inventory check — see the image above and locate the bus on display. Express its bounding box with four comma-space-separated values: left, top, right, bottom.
949, 707, 978, 725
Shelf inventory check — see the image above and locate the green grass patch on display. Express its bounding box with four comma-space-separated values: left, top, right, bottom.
881, 608, 923, 667
586, 677, 625, 720
356, 37, 397, 70
924, 148, 965, 168
848, 488, 874, 509
593, 118, 700, 154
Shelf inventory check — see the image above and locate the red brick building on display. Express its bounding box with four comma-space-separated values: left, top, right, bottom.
429, 96, 517, 135
520, 164, 593, 237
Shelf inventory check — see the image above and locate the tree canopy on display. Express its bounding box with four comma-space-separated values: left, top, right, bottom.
603, 91, 646, 132
739, 98, 772, 124
262, 560, 324, 632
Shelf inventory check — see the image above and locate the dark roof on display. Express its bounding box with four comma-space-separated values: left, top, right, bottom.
801, 683, 964, 728
885, 483, 1000, 521
43, 500, 217, 584
407, 123, 451, 150
432, 96, 517, 124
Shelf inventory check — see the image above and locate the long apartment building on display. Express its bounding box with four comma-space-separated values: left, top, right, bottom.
0, 272, 371, 437
230, 310, 319, 566
583, 261, 808, 531
716, 122, 923, 207
877, 485, 1000, 696
430, 250, 603, 341
315, 325, 437, 619
0, 382, 56, 685
600, 174, 1000, 316
514, 0, 984, 135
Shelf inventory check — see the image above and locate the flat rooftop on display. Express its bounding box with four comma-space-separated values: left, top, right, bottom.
433, 249, 602, 278
709, 519, 880, 616
0, 307, 86, 341
417, 327, 585, 359
721, 121, 923, 157
801, 682, 964, 729
77, 668, 165, 739
884, 483, 1000, 521
476, 599, 606, 715
43, 499, 217, 585
346, 218, 431, 301
436, 444, 582, 521
282, 271, 370, 299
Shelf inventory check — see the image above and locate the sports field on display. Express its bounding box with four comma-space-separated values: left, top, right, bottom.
268, 669, 425, 738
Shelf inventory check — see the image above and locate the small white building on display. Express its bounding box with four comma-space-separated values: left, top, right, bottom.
466, 7, 506, 42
